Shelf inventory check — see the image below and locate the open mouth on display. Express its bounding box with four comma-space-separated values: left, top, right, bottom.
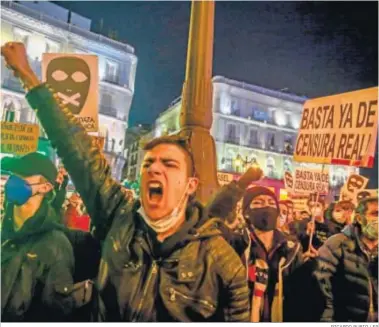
148, 181, 164, 204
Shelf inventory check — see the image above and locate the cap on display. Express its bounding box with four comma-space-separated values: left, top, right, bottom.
1, 152, 58, 185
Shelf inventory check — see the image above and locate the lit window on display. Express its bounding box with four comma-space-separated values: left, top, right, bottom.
274, 109, 287, 126
45, 39, 60, 53
105, 59, 119, 83
13, 28, 30, 45
292, 114, 301, 129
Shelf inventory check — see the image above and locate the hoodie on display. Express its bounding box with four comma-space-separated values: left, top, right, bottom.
1, 199, 75, 321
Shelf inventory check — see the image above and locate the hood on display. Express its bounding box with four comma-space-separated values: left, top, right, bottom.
133, 200, 222, 259
1, 199, 64, 244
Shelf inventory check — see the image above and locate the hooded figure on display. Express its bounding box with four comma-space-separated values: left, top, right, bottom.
1, 153, 76, 321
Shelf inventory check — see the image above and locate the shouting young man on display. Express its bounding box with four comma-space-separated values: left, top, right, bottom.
1, 42, 250, 322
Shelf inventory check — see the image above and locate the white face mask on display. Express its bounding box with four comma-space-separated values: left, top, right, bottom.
138, 180, 191, 234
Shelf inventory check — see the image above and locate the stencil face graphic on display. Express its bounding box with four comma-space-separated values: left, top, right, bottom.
46, 57, 91, 114
347, 175, 365, 193
357, 190, 371, 202
285, 172, 293, 189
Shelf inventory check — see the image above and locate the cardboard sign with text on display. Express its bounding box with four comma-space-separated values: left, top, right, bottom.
217, 172, 235, 186
42, 53, 99, 132
294, 87, 378, 167
1, 122, 39, 156
289, 194, 310, 213
284, 168, 329, 195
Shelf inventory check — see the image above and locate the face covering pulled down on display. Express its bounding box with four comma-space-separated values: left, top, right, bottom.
245, 207, 279, 231
138, 181, 191, 234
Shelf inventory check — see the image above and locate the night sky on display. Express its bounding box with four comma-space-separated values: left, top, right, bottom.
55, 1, 378, 127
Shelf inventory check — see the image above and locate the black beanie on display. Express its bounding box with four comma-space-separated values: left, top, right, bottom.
242, 186, 279, 215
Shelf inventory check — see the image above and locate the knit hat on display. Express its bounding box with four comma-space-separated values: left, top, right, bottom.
242, 186, 279, 215
1, 152, 58, 185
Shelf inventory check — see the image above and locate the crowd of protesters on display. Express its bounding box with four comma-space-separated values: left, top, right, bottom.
1, 41, 378, 323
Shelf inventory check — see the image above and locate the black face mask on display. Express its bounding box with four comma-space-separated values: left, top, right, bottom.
244, 207, 279, 231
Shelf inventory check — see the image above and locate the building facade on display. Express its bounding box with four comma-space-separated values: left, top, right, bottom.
154, 76, 356, 195
0, 1, 137, 180
123, 124, 152, 181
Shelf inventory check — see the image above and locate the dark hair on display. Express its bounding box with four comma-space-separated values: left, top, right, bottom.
143, 134, 196, 177
355, 197, 378, 216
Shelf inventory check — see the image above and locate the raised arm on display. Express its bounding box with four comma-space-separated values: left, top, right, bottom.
1, 42, 126, 239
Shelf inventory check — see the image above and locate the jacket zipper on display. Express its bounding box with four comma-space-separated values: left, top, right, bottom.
169, 287, 215, 310
367, 276, 374, 322
132, 261, 158, 322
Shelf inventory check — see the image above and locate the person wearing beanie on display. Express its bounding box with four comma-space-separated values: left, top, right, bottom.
241, 186, 314, 322
1, 153, 76, 321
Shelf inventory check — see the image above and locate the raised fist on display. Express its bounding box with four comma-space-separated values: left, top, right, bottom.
237, 164, 264, 189
1, 42, 33, 79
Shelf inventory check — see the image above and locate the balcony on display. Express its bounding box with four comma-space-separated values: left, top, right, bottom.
220, 137, 294, 156
1, 73, 25, 94
224, 137, 241, 146
103, 75, 120, 86
99, 104, 127, 121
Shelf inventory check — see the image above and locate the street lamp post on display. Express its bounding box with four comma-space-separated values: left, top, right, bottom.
179, 0, 219, 204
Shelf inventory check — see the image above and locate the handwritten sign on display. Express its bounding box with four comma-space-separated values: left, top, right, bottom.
284, 168, 329, 195
294, 87, 378, 167
1, 122, 39, 155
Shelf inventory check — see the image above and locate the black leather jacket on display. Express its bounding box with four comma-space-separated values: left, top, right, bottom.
26, 84, 250, 322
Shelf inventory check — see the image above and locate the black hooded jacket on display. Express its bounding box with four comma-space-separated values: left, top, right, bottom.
1, 200, 75, 321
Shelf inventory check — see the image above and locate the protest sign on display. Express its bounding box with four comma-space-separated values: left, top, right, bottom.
356, 189, 378, 202
217, 172, 235, 186
345, 174, 368, 194
42, 53, 99, 132
284, 171, 294, 190
289, 194, 309, 213
339, 173, 369, 204
284, 168, 329, 195
1, 122, 39, 156
294, 87, 378, 168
